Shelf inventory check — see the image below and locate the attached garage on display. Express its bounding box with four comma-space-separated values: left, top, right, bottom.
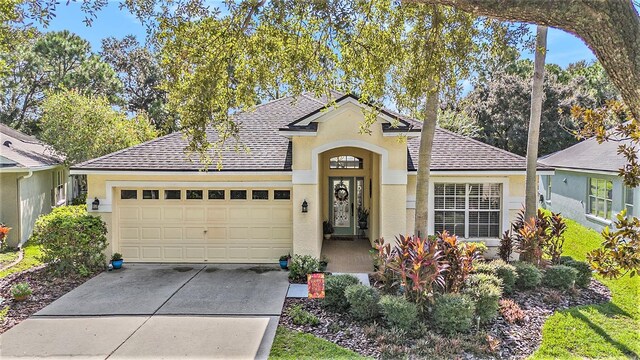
114, 187, 293, 263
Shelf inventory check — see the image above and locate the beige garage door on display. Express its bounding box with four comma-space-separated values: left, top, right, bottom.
115, 187, 293, 263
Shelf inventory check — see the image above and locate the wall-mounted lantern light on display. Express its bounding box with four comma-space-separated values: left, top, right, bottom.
302, 199, 308, 213
92, 197, 100, 211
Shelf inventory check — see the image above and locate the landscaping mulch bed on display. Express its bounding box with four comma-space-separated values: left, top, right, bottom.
0, 265, 99, 334
279, 279, 611, 359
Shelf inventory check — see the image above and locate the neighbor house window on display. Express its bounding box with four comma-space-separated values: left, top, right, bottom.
588, 178, 613, 219
546, 175, 552, 201
51, 169, 66, 206
434, 183, 502, 238
624, 186, 634, 218
329, 155, 363, 169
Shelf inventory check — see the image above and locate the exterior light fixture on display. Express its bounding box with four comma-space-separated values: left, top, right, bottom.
302, 199, 308, 213
92, 197, 100, 211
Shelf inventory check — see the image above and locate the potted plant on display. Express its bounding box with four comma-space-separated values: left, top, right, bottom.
111, 252, 124, 269
279, 254, 290, 269
358, 207, 370, 230
323, 220, 334, 240
11, 282, 32, 301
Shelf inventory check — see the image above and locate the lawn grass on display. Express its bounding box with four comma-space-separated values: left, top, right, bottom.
269, 326, 367, 360
0, 242, 43, 279
531, 216, 640, 359
0, 250, 20, 268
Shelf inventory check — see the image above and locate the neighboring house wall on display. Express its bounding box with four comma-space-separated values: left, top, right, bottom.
542, 169, 629, 232
0, 173, 20, 246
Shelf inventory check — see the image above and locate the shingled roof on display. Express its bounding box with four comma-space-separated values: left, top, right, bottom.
72, 93, 535, 172
539, 136, 626, 173
0, 124, 62, 169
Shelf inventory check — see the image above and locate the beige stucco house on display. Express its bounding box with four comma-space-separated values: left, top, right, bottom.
71, 93, 551, 263
0, 124, 67, 247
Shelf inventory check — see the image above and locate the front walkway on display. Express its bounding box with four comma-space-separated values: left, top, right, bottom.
0, 264, 289, 359
322, 237, 374, 273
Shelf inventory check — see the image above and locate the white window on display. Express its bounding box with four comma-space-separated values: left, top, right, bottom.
546, 175, 552, 201
588, 178, 613, 219
329, 155, 363, 169
624, 186, 634, 218
434, 183, 502, 238
51, 169, 66, 206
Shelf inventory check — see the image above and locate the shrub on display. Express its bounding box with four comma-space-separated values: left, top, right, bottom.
499, 299, 525, 324
432, 293, 476, 335
498, 230, 515, 262
287, 304, 319, 326
11, 282, 32, 300
474, 260, 518, 294
513, 261, 542, 290
32, 205, 107, 275
378, 295, 419, 331
71, 193, 87, 206
437, 231, 483, 293
322, 274, 360, 311
345, 284, 380, 321
373, 235, 446, 308
506, 209, 568, 266
560, 257, 593, 288
462, 274, 503, 324
543, 265, 578, 290
287, 255, 320, 281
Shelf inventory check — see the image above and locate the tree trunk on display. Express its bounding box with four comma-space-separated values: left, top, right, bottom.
414, 86, 439, 238
524, 26, 547, 221
414, 0, 640, 121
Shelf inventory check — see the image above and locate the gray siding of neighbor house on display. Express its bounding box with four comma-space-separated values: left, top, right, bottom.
541, 169, 634, 232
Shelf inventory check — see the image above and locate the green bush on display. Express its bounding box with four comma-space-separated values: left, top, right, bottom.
322, 274, 360, 311
513, 261, 542, 290
31, 205, 107, 276
543, 265, 578, 290
560, 257, 592, 288
287, 304, 320, 326
70, 193, 87, 206
378, 295, 419, 331
463, 274, 503, 324
432, 293, 476, 335
288, 255, 320, 281
474, 259, 518, 294
345, 284, 380, 321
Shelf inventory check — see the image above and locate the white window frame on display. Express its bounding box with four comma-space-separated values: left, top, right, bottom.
624, 186, 634, 218
51, 169, 66, 207
546, 175, 552, 202
588, 178, 613, 220
433, 182, 503, 239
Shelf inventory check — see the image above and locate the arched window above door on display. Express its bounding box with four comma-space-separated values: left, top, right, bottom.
329, 155, 363, 169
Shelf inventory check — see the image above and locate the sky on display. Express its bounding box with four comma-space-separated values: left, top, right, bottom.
40, 1, 597, 67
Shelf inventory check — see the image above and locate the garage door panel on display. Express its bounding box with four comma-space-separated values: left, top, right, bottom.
117, 187, 293, 263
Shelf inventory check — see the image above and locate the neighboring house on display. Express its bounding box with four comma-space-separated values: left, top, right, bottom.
0, 124, 67, 247
539, 136, 633, 232
71, 92, 552, 263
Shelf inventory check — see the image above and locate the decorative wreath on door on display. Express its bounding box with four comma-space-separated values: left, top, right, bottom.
334, 182, 349, 201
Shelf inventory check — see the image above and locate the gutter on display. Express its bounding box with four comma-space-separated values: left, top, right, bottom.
16, 170, 33, 248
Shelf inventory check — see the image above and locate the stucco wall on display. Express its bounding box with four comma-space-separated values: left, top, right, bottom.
0, 173, 19, 246
19, 169, 55, 245
543, 169, 628, 232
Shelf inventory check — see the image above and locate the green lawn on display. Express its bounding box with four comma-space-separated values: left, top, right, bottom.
0, 242, 43, 279
0, 250, 20, 268
531, 216, 640, 359
269, 326, 366, 360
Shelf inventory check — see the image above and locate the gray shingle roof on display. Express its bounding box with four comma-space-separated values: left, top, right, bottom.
73, 93, 534, 172
539, 136, 626, 173
0, 124, 62, 169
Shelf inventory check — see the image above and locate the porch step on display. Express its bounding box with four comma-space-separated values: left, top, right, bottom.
286, 273, 371, 298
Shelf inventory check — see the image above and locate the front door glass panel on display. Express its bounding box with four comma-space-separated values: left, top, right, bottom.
330, 178, 354, 235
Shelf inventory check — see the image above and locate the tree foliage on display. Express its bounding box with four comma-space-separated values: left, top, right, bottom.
0, 30, 122, 134
39, 89, 157, 165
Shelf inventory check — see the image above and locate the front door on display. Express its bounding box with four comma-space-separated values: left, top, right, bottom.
330, 177, 355, 235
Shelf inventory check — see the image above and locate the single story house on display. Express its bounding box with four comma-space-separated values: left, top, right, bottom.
0, 124, 67, 247
539, 135, 634, 232
71, 92, 552, 263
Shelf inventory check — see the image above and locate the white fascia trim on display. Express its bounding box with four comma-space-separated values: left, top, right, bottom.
293, 139, 407, 185
70, 169, 291, 176
409, 170, 550, 176
427, 176, 510, 236
552, 167, 618, 176
278, 131, 317, 138
90, 180, 293, 213
296, 97, 397, 126
0, 165, 60, 173
382, 132, 421, 138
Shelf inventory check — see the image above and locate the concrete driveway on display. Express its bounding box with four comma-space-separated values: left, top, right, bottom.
0, 264, 289, 359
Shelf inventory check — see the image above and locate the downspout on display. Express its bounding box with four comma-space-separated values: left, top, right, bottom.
16, 170, 33, 248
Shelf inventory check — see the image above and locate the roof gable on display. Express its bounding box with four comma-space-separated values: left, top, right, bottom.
0, 124, 62, 169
